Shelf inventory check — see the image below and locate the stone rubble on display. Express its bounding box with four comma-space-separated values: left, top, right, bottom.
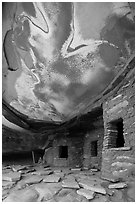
2, 164, 135, 202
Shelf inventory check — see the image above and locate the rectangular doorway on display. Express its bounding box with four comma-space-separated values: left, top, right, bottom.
59, 146, 68, 158
108, 118, 125, 148
91, 141, 98, 157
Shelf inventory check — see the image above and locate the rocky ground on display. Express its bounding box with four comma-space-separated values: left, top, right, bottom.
2, 164, 135, 202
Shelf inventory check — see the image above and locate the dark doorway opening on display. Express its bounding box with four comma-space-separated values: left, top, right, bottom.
91, 141, 98, 157
116, 119, 124, 147
59, 146, 68, 158
109, 118, 125, 148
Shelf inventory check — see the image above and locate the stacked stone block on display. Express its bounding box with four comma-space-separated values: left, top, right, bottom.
101, 70, 135, 180
83, 118, 104, 170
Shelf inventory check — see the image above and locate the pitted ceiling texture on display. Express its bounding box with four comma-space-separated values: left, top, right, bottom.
2, 2, 135, 124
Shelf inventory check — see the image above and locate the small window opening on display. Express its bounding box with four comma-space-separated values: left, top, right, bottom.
91, 141, 98, 157
59, 146, 68, 158
109, 118, 125, 148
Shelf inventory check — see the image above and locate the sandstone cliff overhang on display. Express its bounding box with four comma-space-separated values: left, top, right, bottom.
2, 53, 135, 134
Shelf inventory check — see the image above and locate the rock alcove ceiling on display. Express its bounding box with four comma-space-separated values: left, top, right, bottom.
2, 2, 135, 132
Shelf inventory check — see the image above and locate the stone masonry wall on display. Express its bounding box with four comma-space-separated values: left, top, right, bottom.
101, 72, 135, 180
83, 118, 104, 170
44, 118, 104, 168
44, 135, 84, 167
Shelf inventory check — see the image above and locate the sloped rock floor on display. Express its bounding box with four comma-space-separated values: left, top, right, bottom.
2, 164, 135, 202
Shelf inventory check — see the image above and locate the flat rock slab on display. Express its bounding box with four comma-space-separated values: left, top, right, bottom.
43, 167, 52, 171
62, 179, 80, 189
54, 170, 62, 173
77, 189, 95, 200
108, 182, 128, 189
83, 167, 89, 170
64, 175, 75, 181
61, 168, 71, 175
3, 172, 21, 182
101, 175, 120, 183
71, 168, 81, 171
54, 172, 65, 178
19, 168, 35, 174
23, 175, 43, 185
2, 181, 15, 189
79, 171, 95, 176
3, 188, 39, 202
90, 169, 98, 172
78, 179, 100, 187
43, 175, 61, 183
32, 170, 53, 176
79, 180, 106, 195
34, 183, 62, 201
12, 165, 26, 172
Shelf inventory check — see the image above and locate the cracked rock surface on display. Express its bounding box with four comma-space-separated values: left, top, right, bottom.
2, 164, 135, 202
